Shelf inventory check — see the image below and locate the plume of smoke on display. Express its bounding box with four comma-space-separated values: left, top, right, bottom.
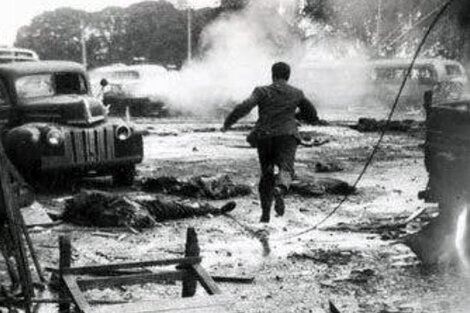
140, 0, 373, 119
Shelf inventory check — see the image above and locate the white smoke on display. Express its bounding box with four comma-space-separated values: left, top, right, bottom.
142, 0, 372, 119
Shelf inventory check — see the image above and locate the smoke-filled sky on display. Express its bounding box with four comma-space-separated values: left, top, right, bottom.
137, 0, 372, 118
0, 0, 220, 46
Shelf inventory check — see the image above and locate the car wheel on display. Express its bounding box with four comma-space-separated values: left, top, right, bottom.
112, 165, 136, 186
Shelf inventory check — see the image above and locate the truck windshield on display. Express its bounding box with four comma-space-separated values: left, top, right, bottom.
16, 72, 88, 99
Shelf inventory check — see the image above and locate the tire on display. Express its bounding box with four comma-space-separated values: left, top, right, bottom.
112, 164, 136, 186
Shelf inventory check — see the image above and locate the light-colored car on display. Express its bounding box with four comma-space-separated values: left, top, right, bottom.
0, 47, 39, 63
369, 58, 469, 109
89, 64, 170, 117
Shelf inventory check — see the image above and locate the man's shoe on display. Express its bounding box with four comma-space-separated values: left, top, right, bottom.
273, 187, 285, 216
260, 214, 270, 223
220, 201, 237, 214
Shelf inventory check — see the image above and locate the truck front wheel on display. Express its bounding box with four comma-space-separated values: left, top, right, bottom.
112, 165, 136, 186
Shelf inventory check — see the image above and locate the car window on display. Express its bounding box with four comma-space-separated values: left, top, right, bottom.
375, 68, 406, 81
16, 72, 88, 100
111, 71, 140, 81
16, 74, 54, 99
445, 65, 462, 76
55, 73, 88, 95
411, 67, 435, 80
374, 66, 436, 82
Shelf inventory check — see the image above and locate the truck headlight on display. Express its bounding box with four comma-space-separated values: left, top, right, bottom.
46, 128, 64, 146
115, 125, 132, 141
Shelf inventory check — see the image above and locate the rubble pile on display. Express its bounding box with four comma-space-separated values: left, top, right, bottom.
350, 118, 423, 133
142, 175, 252, 199
62, 190, 237, 228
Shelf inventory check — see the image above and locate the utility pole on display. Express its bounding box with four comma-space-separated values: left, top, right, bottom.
376, 0, 382, 55
187, 6, 192, 63
80, 19, 88, 68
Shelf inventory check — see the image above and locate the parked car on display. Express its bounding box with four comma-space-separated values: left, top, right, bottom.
0, 61, 144, 186
369, 58, 468, 109
0, 47, 39, 63
89, 64, 169, 117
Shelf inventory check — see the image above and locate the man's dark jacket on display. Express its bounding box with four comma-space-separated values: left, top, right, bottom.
223, 80, 319, 141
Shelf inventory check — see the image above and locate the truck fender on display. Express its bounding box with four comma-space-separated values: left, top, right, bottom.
4, 125, 42, 163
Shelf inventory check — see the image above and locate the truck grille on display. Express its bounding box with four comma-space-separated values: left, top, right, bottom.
65, 126, 115, 164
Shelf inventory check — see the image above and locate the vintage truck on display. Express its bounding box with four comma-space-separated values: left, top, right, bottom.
0, 61, 143, 186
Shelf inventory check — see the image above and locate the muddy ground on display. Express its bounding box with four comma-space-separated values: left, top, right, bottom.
5, 116, 470, 313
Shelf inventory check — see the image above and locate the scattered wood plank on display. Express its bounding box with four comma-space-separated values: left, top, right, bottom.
57, 228, 230, 313
211, 275, 254, 284
77, 271, 185, 290
404, 207, 428, 224
61, 256, 202, 275
329, 300, 342, 313
62, 274, 92, 313
191, 264, 222, 295
93, 295, 233, 313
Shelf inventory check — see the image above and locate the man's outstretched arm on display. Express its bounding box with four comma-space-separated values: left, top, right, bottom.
222, 88, 260, 130
296, 93, 319, 125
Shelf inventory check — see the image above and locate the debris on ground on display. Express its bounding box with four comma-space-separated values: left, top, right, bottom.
322, 207, 436, 240
142, 174, 252, 199
344, 268, 377, 284
193, 124, 254, 133
290, 177, 356, 197
350, 118, 423, 133
62, 190, 237, 228
288, 249, 359, 266
299, 138, 331, 148
314, 161, 344, 173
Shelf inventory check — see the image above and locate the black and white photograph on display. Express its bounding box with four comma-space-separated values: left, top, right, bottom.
1, 0, 470, 312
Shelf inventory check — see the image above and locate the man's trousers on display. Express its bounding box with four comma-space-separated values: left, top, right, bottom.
256, 135, 298, 221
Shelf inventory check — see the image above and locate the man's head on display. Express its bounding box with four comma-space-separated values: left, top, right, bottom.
272, 62, 291, 82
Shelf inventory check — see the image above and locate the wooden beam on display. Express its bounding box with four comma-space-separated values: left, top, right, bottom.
191, 264, 221, 295
59, 236, 72, 313
212, 275, 255, 284
62, 274, 91, 313
93, 295, 232, 313
21, 213, 46, 283
182, 227, 200, 298
0, 144, 34, 312
77, 271, 185, 290
61, 256, 202, 275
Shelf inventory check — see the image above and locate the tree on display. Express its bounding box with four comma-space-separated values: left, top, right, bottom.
15, 8, 90, 63
220, 0, 248, 11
